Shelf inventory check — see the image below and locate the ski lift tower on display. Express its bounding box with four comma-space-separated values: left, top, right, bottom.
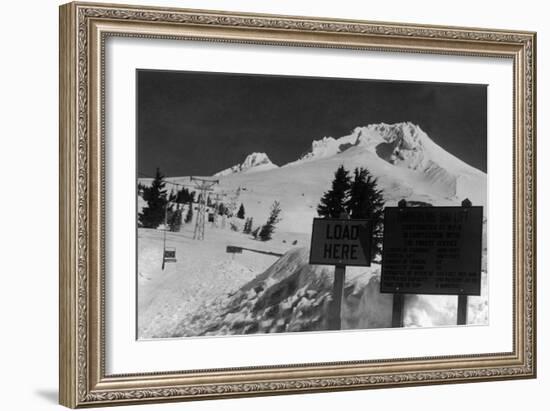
191, 176, 219, 240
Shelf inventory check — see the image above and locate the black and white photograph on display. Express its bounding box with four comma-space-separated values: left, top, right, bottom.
136, 69, 488, 340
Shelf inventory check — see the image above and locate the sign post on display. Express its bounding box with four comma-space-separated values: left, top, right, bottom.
456, 198, 472, 325
329, 265, 346, 330
381, 199, 483, 327
161, 201, 178, 270
391, 199, 408, 328
391, 293, 405, 328
162, 203, 168, 270
309, 213, 372, 331
457, 295, 468, 325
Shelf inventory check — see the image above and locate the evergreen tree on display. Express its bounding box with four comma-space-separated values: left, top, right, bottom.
317, 165, 351, 218
168, 206, 183, 232
184, 200, 194, 223
227, 187, 241, 217
138, 168, 167, 228
346, 167, 386, 261
259, 201, 282, 241
176, 187, 194, 204
252, 226, 261, 240
168, 189, 176, 203
137, 182, 147, 197
243, 217, 253, 234
237, 203, 246, 219
176, 188, 184, 203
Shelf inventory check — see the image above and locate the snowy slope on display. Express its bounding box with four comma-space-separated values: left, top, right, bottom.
138, 224, 308, 338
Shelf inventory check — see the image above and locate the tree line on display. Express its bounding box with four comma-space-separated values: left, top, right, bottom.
137, 168, 282, 241
138, 168, 195, 232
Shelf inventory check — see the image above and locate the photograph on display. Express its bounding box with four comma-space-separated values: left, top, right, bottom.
57, 2, 536, 407
136, 70, 488, 339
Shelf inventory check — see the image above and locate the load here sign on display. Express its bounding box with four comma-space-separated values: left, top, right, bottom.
309, 218, 372, 267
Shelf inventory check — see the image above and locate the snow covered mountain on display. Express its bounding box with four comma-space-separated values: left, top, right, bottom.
296, 122, 462, 169
216, 122, 485, 232
142, 122, 486, 233
214, 152, 278, 177
289, 122, 485, 201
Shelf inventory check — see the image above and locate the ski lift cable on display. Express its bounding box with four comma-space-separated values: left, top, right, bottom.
137, 171, 196, 189
138, 171, 227, 197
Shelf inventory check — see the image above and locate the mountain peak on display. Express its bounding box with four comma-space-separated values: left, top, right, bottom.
291, 122, 427, 165
214, 152, 278, 177
358, 122, 429, 170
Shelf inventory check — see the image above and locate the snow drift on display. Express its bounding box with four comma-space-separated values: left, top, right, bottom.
169, 247, 488, 337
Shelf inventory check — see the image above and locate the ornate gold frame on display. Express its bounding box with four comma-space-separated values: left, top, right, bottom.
59, 2, 536, 408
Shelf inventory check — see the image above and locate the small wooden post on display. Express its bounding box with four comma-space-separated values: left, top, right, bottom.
457, 198, 471, 325
162, 203, 168, 270
328, 265, 346, 330
392, 293, 405, 328
457, 294, 468, 325
328, 211, 350, 331
391, 198, 408, 328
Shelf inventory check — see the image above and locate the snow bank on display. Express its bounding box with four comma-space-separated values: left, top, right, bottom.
170, 247, 488, 337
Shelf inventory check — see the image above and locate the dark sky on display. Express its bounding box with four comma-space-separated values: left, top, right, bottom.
137, 70, 487, 177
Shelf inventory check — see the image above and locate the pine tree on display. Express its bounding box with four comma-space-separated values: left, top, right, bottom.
168, 189, 176, 203
137, 182, 147, 197
346, 167, 386, 261
184, 200, 193, 223
243, 217, 253, 234
259, 201, 282, 241
252, 226, 261, 239
168, 206, 183, 232
226, 187, 241, 217
176, 188, 183, 203
176, 187, 194, 204
317, 165, 351, 218
138, 168, 167, 228
237, 203, 246, 219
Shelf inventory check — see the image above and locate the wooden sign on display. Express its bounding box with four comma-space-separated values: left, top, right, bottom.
381, 206, 483, 296
309, 218, 371, 267
163, 249, 176, 260
226, 245, 243, 254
